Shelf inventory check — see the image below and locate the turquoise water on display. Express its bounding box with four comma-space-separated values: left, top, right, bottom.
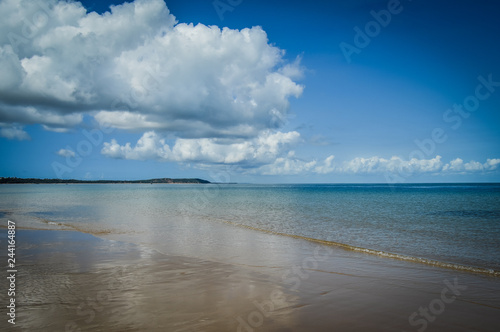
1, 183, 499, 273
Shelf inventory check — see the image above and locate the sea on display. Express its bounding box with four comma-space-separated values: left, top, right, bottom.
1, 183, 500, 276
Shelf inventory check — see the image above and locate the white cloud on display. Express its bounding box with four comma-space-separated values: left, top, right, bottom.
101, 131, 171, 160
0, 0, 303, 138
0, 100, 83, 131
339, 156, 443, 174
314, 155, 335, 174
464, 160, 484, 172
56, 148, 75, 158
0, 124, 30, 140
485, 159, 500, 170
101, 130, 301, 165
336, 155, 499, 176
442, 158, 464, 172
0, 0, 306, 175
256, 155, 499, 176
101, 130, 500, 177
442, 158, 500, 173
2, 0, 497, 180
256, 157, 317, 175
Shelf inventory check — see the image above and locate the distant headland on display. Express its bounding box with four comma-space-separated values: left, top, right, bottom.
0, 177, 211, 184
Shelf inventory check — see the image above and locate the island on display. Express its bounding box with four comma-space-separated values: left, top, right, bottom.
0, 177, 211, 184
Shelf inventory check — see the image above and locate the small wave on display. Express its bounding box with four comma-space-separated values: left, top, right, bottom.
221, 220, 500, 277
427, 209, 500, 219
37, 218, 128, 236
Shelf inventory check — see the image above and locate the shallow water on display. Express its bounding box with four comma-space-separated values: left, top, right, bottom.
1, 183, 499, 274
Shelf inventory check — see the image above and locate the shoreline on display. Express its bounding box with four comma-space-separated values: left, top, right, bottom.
220, 219, 500, 278
5, 214, 500, 279
2, 225, 500, 331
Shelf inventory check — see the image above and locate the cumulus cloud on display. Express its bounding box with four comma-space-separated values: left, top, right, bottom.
441, 158, 464, 172
314, 155, 335, 174
101, 129, 500, 177
340, 156, 443, 174
0, 124, 30, 140
56, 148, 75, 157
102, 130, 301, 165
255, 155, 500, 176
0, 0, 303, 138
3, 0, 496, 180
442, 158, 500, 173
0, 103, 83, 132
256, 156, 317, 175
486, 159, 500, 170
331, 155, 499, 176
261, 155, 500, 176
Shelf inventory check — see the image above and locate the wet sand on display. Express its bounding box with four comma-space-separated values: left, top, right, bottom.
1, 229, 500, 331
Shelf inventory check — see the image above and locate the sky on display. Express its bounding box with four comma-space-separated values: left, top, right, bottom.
0, 0, 499, 183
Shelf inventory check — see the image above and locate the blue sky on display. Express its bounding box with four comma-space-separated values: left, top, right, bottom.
0, 0, 499, 183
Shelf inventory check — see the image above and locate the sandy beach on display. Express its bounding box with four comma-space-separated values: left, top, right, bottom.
2, 226, 500, 331
1, 0, 500, 330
